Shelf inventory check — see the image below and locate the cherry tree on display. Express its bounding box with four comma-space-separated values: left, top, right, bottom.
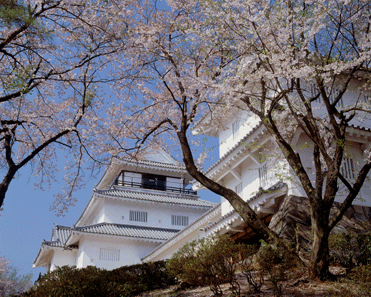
0, 256, 31, 296
196, 0, 371, 279
111, 0, 371, 280
0, 0, 132, 213
109, 0, 285, 261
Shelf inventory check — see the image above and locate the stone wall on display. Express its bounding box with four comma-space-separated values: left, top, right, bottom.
268, 195, 371, 250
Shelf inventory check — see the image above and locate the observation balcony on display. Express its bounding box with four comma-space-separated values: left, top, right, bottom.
114, 179, 197, 195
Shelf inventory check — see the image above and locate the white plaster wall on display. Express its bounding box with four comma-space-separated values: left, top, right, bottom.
282, 133, 371, 206
76, 236, 160, 270
219, 112, 260, 158
215, 79, 371, 217
96, 198, 207, 229
303, 79, 371, 129
219, 156, 286, 216
167, 177, 183, 189
76, 238, 91, 268
50, 249, 77, 271
144, 224, 207, 262
93, 201, 108, 224
221, 158, 261, 216
217, 130, 369, 216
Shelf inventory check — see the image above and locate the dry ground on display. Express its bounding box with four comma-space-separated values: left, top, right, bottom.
138, 267, 370, 297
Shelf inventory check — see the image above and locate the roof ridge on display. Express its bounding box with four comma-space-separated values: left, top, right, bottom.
98, 187, 199, 199
76, 222, 180, 233
93, 189, 216, 207
114, 157, 186, 169
54, 225, 72, 229
204, 121, 262, 174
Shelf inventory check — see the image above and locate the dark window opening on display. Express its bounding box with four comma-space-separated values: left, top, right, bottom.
142, 173, 166, 191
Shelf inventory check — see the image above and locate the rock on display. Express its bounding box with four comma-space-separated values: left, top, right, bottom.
268, 195, 371, 250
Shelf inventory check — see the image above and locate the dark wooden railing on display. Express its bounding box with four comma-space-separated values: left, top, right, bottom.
115, 180, 197, 195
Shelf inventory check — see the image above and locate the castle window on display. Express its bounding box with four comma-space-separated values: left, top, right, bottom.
142, 173, 166, 190
341, 157, 355, 180
99, 248, 120, 261
232, 120, 240, 140
362, 93, 370, 103
326, 87, 343, 107
115, 171, 196, 194
235, 183, 242, 195
259, 164, 268, 188
171, 215, 189, 226
116, 171, 141, 187
129, 210, 148, 222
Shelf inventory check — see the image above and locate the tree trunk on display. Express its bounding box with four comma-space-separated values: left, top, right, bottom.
309, 221, 331, 280
0, 167, 18, 209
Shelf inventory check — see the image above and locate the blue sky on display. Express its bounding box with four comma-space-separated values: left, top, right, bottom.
0, 152, 220, 283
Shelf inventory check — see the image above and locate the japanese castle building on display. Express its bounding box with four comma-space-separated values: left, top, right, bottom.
33, 150, 215, 272
34, 76, 371, 271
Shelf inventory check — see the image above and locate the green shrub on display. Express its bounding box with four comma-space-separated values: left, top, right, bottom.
329, 233, 357, 268
24, 266, 109, 297
356, 233, 371, 265
329, 232, 371, 268
167, 235, 246, 296
239, 244, 262, 293
23, 260, 175, 297
257, 241, 296, 297
167, 239, 203, 287
109, 260, 176, 293
345, 264, 371, 295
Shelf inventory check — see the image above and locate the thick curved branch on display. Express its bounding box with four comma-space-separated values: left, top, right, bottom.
329, 160, 371, 230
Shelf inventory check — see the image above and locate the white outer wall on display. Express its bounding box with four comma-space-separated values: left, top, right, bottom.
144, 225, 207, 262
293, 134, 371, 206
76, 236, 160, 270
217, 87, 371, 215
91, 199, 207, 229
167, 177, 183, 188
142, 207, 221, 263
307, 80, 371, 129
219, 112, 260, 158
220, 156, 287, 216
50, 249, 77, 272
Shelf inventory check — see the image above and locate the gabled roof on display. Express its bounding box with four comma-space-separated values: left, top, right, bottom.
96, 150, 192, 191
204, 121, 263, 175
41, 225, 73, 248
33, 225, 77, 268
94, 188, 216, 208
204, 181, 287, 232
142, 203, 222, 262
68, 223, 180, 242
51, 225, 72, 244
125, 149, 181, 166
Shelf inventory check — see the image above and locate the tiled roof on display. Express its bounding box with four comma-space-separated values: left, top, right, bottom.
51, 225, 71, 243
204, 123, 371, 177
349, 124, 371, 133
42, 225, 72, 248
204, 181, 287, 231
204, 122, 263, 175
73, 223, 180, 241
115, 157, 186, 171
94, 188, 216, 208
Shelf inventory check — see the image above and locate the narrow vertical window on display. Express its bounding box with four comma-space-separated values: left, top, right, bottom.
232, 120, 240, 140
129, 210, 148, 222
326, 87, 343, 107
235, 183, 242, 195
99, 248, 120, 261
171, 215, 189, 226
259, 164, 268, 188
341, 157, 355, 180
362, 94, 370, 103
